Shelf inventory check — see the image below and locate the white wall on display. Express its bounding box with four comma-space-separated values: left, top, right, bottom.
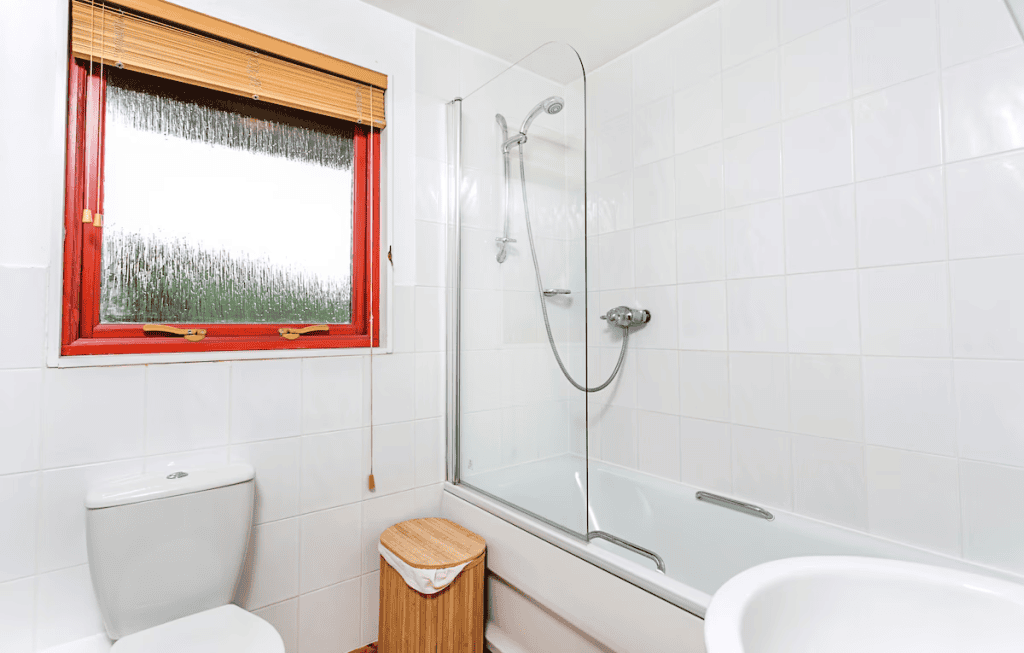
586, 0, 1024, 577
0, 2, 455, 652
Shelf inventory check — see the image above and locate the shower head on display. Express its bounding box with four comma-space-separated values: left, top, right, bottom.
519, 96, 565, 135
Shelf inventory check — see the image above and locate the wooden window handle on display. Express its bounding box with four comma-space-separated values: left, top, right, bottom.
143, 324, 207, 342
278, 324, 329, 340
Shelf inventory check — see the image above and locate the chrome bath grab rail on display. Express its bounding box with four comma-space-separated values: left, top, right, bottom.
588, 530, 666, 574
696, 491, 774, 521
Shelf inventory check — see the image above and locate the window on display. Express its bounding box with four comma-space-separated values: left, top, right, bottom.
61, 0, 385, 355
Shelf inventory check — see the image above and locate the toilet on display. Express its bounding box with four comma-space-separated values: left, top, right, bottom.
85, 463, 284, 652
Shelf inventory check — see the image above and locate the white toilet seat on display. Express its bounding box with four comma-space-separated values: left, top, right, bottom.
110, 604, 284, 653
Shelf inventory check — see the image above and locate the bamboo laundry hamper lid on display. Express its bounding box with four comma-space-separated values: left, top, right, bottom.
379, 518, 486, 569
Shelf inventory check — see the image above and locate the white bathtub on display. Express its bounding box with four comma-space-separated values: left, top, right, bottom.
451, 455, 1021, 621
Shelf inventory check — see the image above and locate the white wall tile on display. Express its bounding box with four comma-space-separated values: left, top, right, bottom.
723, 125, 783, 208
938, 0, 1021, 68
297, 579, 362, 653
231, 437, 301, 524
787, 271, 861, 354
722, 52, 780, 138
780, 21, 851, 118
678, 282, 728, 351
679, 418, 732, 492
414, 418, 444, 487
242, 518, 300, 610
636, 285, 680, 350
675, 145, 724, 218
414, 352, 444, 420
792, 435, 867, 528
726, 200, 786, 279
254, 598, 298, 653
854, 75, 942, 181
946, 151, 1024, 259
633, 158, 676, 225
851, 0, 939, 95
0, 577, 34, 653
860, 263, 951, 357
371, 353, 416, 425
789, 354, 863, 441
632, 31, 676, 106
598, 230, 635, 290
0, 472, 37, 583
942, 47, 1024, 162
414, 286, 445, 352
360, 571, 381, 644
230, 360, 302, 443
301, 356, 365, 435
0, 266, 46, 369
42, 366, 145, 468
721, 0, 780, 68
0, 369, 41, 475
37, 459, 141, 574
300, 429, 363, 513
299, 504, 361, 593
727, 276, 788, 352
863, 357, 957, 456
414, 220, 445, 287
592, 171, 633, 234
955, 359, 1024, 467
634, 96, 674, 167
729, 353, 790, 430
785, 185, 857, 274
676, 214, 726, 283
673, 6, 723, 90
634, 221, 677, 287
857, 167, 947, 267
732, 425, 793, 509
782, 103, 854, 196
951, 256, 1024, 360
35, 565, 104, 650
674, 76, 723, 154
866, 447, 961, 555
780, 0, 848, 44
597, 406, 638, 468
360, 490, 418, 573
636, 349, 680, 415
362, 421, 416, 499
595, 114, 633, 179
960, 460, 1024, 575
589, 56, 632, 126
679, 351, 731, 421
637, 411, 681, 481
145, 363, 229, 455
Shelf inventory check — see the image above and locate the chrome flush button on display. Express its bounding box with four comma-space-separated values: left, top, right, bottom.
166, 471, 189, 480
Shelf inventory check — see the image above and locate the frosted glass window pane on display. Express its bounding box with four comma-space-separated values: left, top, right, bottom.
100, 70, 355, 324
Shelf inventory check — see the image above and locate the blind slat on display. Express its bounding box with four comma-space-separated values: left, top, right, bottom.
71, 0, 386, 127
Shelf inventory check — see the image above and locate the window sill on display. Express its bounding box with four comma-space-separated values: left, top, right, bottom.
48, 342, 393, 368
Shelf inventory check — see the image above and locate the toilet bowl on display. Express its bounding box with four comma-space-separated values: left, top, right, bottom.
85, 464, 283, 652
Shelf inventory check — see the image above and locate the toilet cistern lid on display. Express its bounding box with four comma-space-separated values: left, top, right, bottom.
110, 605, 283, 653
85, 463, 255, 509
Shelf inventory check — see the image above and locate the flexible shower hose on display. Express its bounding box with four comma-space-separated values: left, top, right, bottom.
516, 146, 628, 393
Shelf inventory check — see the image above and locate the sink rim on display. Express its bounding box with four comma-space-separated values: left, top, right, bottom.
704, 555, 1024, 653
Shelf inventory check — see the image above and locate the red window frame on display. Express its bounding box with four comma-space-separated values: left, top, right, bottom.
61, 57, 380, 356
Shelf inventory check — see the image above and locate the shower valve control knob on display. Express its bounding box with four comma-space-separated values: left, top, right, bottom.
601, 306, 651, 328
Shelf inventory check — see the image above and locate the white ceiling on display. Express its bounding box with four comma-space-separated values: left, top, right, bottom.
359, 0, 718, 72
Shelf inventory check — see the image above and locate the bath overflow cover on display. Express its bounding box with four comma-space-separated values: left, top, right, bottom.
166, 471, 189, 480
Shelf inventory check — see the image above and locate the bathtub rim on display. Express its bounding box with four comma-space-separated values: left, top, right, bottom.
445, 480, 713, 618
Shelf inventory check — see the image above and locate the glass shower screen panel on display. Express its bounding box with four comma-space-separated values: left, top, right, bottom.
451, 43, 589, 536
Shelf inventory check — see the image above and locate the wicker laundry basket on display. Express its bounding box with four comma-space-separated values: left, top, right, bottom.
378, 518, 486, 653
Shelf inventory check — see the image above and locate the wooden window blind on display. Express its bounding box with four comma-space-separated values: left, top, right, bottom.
70, 0, 386, 127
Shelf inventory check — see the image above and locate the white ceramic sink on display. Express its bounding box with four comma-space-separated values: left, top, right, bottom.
704, 556, 1024, 653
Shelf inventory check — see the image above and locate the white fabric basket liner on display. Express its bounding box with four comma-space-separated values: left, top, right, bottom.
379, 542, 471, 595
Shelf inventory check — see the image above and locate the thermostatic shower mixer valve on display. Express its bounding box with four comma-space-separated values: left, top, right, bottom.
601, 306, 652, 329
